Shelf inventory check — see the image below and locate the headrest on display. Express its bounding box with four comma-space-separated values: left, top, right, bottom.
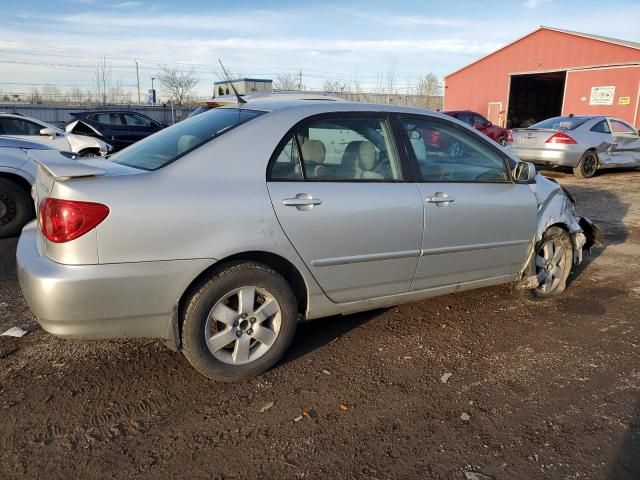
301, 139, 326, 163
357, 142, 377, 170
177, 135, 200, 154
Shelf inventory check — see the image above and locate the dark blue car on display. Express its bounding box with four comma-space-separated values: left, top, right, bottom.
66, 111, 165, 151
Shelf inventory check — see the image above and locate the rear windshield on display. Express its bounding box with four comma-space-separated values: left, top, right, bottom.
530, 116, 590, 131
111, 108, 264, 171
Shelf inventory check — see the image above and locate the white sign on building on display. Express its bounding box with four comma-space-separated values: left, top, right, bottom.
589, 86, 615, 106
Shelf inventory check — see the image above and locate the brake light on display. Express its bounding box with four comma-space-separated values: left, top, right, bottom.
506, 130, 513, 143
39, 198, 109, 243
545, 132, 577, 144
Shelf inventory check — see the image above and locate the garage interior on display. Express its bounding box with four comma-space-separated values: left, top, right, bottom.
507, 71, 566, 128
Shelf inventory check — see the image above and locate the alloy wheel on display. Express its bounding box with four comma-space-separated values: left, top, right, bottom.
204, 286, 282, 365
582, 153, 597, 177
0, 192, 16, 227
535, 238, 566, 294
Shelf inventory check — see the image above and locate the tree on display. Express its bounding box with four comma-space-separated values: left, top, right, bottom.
67, 86, 84, 104
29, 88, 42, 104
157, 66, 199, 106
93, 57, 113, 106
322, 80, 348, 94
413, 73, 443, 110
273, 73, 300, 91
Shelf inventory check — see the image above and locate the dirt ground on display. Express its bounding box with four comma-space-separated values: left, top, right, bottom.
1, 169, 639, 480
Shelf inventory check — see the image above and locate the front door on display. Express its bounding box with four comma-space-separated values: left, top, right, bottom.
0, 117, 69, 150
609, 118, 640, 166
267, 114, 423, 303
399, 115, 537, 291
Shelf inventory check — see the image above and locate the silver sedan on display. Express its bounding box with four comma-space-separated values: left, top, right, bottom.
16, 98, 602, 381
508, 115, 640, 178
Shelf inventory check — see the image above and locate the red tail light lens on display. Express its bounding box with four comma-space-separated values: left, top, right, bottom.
545, 132, 577, 144
39, 198, 109, 243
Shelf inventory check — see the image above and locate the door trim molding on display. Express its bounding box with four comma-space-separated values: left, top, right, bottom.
312, 249, 421, 267
421, 239, 530, 256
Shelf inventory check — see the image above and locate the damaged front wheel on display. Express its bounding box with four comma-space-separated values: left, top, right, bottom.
533, 226, 573, 298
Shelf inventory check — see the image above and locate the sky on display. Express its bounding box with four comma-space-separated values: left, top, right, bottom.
0, 0, 639, 99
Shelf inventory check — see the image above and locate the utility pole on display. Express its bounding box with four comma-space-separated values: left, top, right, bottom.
298, 70, 302, 91
135, 60, 141, 104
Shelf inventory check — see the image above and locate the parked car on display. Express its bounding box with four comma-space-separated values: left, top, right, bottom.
17, 100, 602, 381
507, 115, 640, 178
0, 137, 61, 238
188, 93, 344, 117
443, 110, 510, 146
66, 110, 165, 151
0, 113, 111, 157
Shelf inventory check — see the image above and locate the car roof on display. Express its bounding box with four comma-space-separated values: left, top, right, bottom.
71, 111, 152, 116
0, 136, 55, 150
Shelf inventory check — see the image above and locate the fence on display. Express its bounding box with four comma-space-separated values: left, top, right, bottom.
0, 104, 195, 128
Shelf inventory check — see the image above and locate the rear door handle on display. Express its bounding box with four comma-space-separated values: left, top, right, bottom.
425, 192, 455, 206
283, 193, 322, 210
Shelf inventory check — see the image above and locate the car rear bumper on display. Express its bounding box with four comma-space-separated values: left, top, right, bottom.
17, 222, 214, 342
508, 146, 583, 167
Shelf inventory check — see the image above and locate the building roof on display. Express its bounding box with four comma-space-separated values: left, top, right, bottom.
214, 78, 273, 85
446, 26, 640, 78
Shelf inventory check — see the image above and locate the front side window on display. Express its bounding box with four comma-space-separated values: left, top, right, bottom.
472, 115, 489, 127
124, 113, 154, 127
402, 117, 508, 183
112, 108, 264, 171
0, 118, 42, 135
456, 112, 473, 125
270, 116, 403, 181
610, 119, 636, 135
590, 120, 611, 134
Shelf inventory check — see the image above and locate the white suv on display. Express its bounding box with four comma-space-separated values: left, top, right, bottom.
0, 113, 111, 157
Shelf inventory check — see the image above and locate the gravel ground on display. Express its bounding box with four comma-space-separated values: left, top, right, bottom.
1, 169, 639, 480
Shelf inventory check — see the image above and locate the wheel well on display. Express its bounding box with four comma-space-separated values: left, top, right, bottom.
177, 251, 309, 344
78, 147, 100, 155
0, 172, 32, 195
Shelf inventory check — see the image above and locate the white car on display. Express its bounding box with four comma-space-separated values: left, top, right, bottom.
0, 113, 111, 157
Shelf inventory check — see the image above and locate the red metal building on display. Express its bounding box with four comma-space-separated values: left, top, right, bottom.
444, 26, 640, 128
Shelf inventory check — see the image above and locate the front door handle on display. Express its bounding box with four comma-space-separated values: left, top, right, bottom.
425, 192, 455, 206
283, 193, 322, 210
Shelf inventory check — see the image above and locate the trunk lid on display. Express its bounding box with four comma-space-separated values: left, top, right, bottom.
510, 128, 557, 147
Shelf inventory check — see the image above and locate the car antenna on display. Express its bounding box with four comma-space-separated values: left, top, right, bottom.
218, 59, 246, 104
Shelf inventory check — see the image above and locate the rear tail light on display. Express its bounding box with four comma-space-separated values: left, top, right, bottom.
506, 130, 513, 143
39, 198, 109, 243
545, 132, 577, 144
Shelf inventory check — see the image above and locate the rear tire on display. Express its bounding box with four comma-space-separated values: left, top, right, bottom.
532, 226, 573, 298
497, 136, 507, 146
181, 261, 298, 381
573, 150, 598, 179
0, 178, 34, 239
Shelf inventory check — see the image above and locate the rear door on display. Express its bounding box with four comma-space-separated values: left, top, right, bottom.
267, 113, 424, 303
123, 113, 161, 143
399, 115, 537, 290
609, 118, 640, 166
91, 113, 130, 147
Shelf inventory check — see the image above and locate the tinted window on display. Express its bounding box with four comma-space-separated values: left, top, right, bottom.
456, 112, 473, 125
0, 118, 42, 135
271, 137, 303, 180
472, 115, 489, 126
531, 116, 590, 130
610, 119, 636, 134
270, 116, 403, 181
112, 108, 264, 171
590, 120, 611, 134
123, 113, 154, 127
92, 113, 124, 125
402, 117, 508, 183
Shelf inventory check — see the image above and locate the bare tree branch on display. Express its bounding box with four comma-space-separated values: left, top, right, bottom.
92, 57, 112, 106
157, 66, 199, 106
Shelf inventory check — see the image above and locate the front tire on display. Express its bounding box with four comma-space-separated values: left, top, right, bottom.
78, 149, 100, 158
573, 150, 598, 179
0, 178, 34, 239
181, 262, 298, 381
497, 135, 507, 146
532, 226, 573, 298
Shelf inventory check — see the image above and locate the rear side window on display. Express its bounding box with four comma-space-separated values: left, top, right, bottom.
590, 120, 611, 134
111, 108, 264, 171
270, 116, 403, 181
610, 119, 636, 134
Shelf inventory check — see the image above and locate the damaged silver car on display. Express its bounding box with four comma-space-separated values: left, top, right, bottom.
16, 99, 603, 381
507, 115, 640, 178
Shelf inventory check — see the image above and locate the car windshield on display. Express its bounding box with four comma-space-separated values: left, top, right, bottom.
530, 116, 591, 131
111, 108, 264, 171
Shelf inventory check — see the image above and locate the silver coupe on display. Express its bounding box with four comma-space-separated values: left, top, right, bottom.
17, 98, 602, 381
508, 115, 640, 178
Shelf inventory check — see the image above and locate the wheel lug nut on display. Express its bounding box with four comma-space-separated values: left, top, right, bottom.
236, 331, 242, 337
233, 320, 239, 327
247, 328, 253, 335
241, 313, 248, 319
250, 317, 256, 324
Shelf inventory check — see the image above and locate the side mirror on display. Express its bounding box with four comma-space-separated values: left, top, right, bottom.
514, 161, 536, 183
39, 127, 55, 138
485, 121, 492, 127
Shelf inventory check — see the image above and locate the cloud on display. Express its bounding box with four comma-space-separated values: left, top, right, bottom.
112, 1, 142, 8
523, 0, 552, 8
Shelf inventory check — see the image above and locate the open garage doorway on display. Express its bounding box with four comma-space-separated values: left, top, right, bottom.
507, 71, 566, 128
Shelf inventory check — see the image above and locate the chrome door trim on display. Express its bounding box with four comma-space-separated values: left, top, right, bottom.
311, 249, 421, 267
421, 239, 530, 256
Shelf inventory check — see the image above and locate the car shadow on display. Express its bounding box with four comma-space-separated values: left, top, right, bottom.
608, 397, 640, 479
279, 308, 388, 366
